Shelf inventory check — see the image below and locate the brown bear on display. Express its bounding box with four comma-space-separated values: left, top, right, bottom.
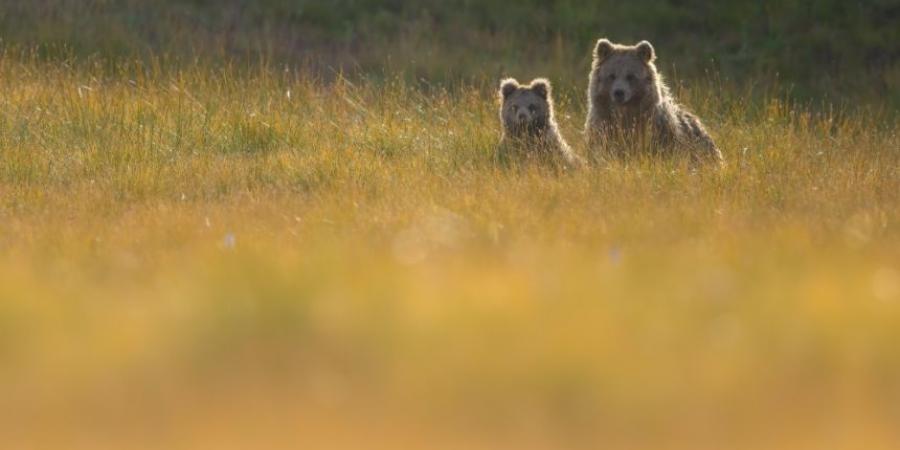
498, 78, 582, 169
584, 39, 724, 164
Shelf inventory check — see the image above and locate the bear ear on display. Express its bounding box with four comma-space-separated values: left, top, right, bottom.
500, 78, 520, 99
636, 40, 656, 63
594, 39, 615, 62
529, 79, 551, 100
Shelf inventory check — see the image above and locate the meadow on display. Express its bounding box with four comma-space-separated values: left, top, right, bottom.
1, 1, 899, 449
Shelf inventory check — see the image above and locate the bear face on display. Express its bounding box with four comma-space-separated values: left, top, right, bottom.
500, 78, 553, 136
590, 40, 659, 108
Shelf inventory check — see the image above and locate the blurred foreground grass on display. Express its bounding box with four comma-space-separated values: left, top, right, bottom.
0, 55, 899, 449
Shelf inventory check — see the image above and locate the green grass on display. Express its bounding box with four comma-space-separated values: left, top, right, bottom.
0, 51, 898, 449
2, 0, 898, 104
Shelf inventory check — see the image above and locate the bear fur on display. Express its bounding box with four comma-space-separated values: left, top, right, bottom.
584, 39, 723, 164
498, 78, 582, 169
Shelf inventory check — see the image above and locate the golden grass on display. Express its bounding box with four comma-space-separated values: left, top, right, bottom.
0, 55, 898, 449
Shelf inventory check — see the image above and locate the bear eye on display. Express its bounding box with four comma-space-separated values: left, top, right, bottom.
626, 74, 636, 81
528, 105, 537, 113
607, 74, 616, 81
511, 105, 519, 112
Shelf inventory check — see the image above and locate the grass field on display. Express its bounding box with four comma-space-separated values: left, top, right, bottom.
0, 49, 898, 449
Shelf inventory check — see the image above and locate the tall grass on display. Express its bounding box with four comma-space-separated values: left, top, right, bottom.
2, 0, 898, 103
0, 52, 898, 449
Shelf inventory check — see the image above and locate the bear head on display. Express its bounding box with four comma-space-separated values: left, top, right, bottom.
590, 39, 660, 108
499, 78, 553, 135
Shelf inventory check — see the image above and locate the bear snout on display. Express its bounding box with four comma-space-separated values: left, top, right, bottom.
613, 89, 627, 103
517, 112, 529, 122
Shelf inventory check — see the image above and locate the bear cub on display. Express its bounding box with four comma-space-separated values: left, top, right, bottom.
584, 39, 723, 164
498, 78, 582, 169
